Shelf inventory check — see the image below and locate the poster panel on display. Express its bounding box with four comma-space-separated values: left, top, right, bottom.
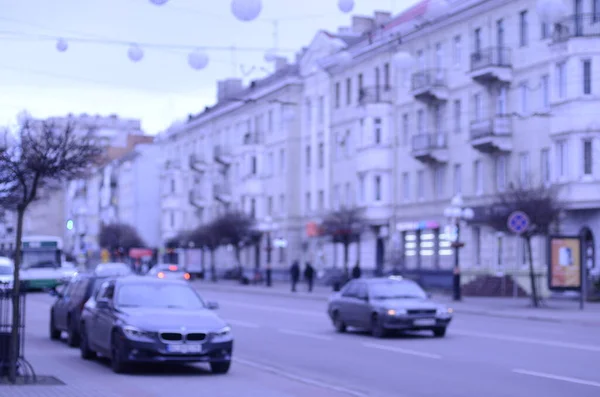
548, 236, 582, 290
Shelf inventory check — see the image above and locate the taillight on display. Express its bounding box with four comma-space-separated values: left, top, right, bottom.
168, 265, 178, 271
184, 273, 191, 280
157, 272, 165, 279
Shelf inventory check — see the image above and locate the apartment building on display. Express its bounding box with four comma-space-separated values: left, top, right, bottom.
316, 0, 600, 293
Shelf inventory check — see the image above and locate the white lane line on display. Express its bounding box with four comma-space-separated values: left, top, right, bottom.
226, 319, 260, 328
278, 328, 333, 341
218, 300, 323, 318
363, 342, 442, 359
235, 357, 369, 397
452, 329, 600, 353
513, 369, 600, 388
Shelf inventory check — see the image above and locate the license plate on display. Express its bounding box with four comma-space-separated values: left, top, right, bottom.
414, 319, 436, 326
166, 344, 203, 354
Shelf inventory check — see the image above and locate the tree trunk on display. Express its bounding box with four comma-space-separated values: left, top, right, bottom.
9, 208, 25, 382
235, 246, 242, 273
210, 249, 217, 282
343, 242, 349, 277
525, 236, 539, 308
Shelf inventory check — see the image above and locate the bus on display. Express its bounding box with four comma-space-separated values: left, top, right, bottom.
20, 235, 77, 289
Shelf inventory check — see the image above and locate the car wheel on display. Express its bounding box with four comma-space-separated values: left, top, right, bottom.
49, 310, 61, 341
370, 314, 387, 338
66, 317, 80, 347
79, 324, 96, 360
433, 327, 446, 338
210, 360, 231, 374
111, 331, 129, 374
332, 311, 347, 333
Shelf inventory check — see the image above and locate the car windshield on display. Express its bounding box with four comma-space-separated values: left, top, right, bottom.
369, 280, 428, 300
0, 266, 12, 275
21, 250, 58, 269
114, 283, 205, 309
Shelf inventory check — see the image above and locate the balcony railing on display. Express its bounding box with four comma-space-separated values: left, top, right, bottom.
358, 85, 393, 105
213, 145, 232, 164
411, 132, 448, 152
470, 47, 512, 72
552, 14, 600, 42
469, 115, 512, 140
242, 133, 262, 145
411, 69, 447, 92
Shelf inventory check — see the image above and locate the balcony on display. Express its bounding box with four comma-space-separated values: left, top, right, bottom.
468, 47, 512, 84
355, 144, 394, 174
242, 132, 262, 145
189, 188, 206, 208
189, 154, 208, 173
552, 14, 600, 43
358, 86, 394, 106
213, 145, 233, 166
163, 159, 181, 170
411, 69, 448, 103
213, 183, 232, 203
411, 133, 449, 164
469, 115, 513, 153
241, 173, 262, 195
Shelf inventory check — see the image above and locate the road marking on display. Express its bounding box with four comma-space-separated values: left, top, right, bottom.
227, 319, 260, 328
513, 369, 600, 388
452, 329, 600, 353
235, 357, 369, 397
363, 342, 442, 359
218, 300, 323, 318
278, 328, 333, 341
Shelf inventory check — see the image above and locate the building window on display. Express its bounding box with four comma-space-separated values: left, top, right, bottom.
556, 62, 567, 99
346, 78, 352, 105
305, 145, 311, 172
305, 192, 311, 213
519, 152, 530, 187
345, 182, 352, 206
583, 59, 592, 95
541, 22, 550, 39
358, 176, 365, 203
417, 170, 425, 200
453, 35, 461, 66
519, 82, 528, 114
374, 117, 382, 144
417, 109, 424, 134
402, 172, 410, 201
434, 42, 443, 69
318, 142, 324, 169
453, 164, 462, 195
317, 96, 324, 124
169, 211, 174, 227
170, 179, 175, 193
453, 99, 461, 133
497, 86, 507, 115
279, 148, 285, 173
305, 99, 312, 126
374, 175, 382, 201
472, 226, 481, 266
250, 156, 257, 175
583, 139, 593, 175
357, 73, 363, 96
384, 62, 390, 88
556, 140, 568, 178
519, 10, 528, 46
335, 82, 340, 108
279, 194, 285, 215
540, 75, 549, 109
434, 167, 445, 199
250, 198, 256, 217
267, 196, 273, 215
267, 152, 274, 175
473, 93, 483, 120
402, 113, 409, 145
541, 148, 551, 185
267, 109, 273, 132
474, 159, 483, 194
333, 185, 340, 209
318, 190, 324, 211
496, 155, 507, 191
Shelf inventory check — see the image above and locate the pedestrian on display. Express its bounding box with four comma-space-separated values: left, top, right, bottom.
352, 261, 362, 279
304, 261, 315, 292
265, 263, 272, 287
290, 260, 300, 292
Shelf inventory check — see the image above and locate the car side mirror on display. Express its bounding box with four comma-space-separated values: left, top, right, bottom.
206, 301, 219, 310
96, 300, 110, 309
46, 287, 62, 298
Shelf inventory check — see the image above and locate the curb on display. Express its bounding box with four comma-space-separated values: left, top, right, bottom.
193, 283, 600, 326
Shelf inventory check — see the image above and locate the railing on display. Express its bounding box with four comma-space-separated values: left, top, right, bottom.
242, 133, 262, 145
411, 69, 447, 92
213, 183, 232, 197
552, 14, 600, 42
164, 159, 182, 169
470, 47, 512, 71
189, 189, 205, 205
358, 85, 393, 105
213, 145, 232, 161
189, 153, 207, 166
469, 115, 513, 140
411, 132, 448, 152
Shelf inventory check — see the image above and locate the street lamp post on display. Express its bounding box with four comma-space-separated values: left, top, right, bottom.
265, 216, 274, 287
443, 195, 475, 301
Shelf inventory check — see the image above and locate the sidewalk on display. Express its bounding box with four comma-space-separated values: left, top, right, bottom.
192, 280, 600, 326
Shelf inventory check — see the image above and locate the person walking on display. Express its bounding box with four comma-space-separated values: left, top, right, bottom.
304, 262, 315, 292
290, 260, 300, 292
352, 261, 362, 279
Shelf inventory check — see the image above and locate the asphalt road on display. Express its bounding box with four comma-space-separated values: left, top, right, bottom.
16, 290, 600, 397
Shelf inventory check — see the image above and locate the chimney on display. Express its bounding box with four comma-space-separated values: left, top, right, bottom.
374, 11, 392, 25
337, 26, 352, 35
274, 56, 288, 71
351, 16, 375, 34
217, 78, 243, 102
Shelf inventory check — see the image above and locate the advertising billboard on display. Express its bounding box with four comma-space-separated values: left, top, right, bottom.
548, 236, 582, 291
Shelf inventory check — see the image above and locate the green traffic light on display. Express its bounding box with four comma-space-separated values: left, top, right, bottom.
66, 219, 74, 230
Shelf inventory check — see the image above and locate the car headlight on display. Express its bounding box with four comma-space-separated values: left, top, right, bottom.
436, 307, 453, 317
122, 325, 155, 341
211, 325, 233, 343
386, 308, 407, 316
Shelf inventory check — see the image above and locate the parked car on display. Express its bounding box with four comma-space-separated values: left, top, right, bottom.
147, 264, 191, 281
79, 276, 233, 374
327, 276, 453, 338
48, 265, 132, 346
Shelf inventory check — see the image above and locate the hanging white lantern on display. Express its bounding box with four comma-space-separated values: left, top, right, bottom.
264, 48, 277, 62
392, 51, 413, 69
425, 0, 450, 20
188, 50, 209, 70
231, 0, 262, 22
127, 44, 144, 62
336, 51, 353, 66
149, 0, 168, 5
56, 38, 68, 52
536, 0, 568, 24
338, 0, 355, 13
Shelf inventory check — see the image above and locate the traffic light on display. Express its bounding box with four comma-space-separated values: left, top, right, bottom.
66, 219, 74, 230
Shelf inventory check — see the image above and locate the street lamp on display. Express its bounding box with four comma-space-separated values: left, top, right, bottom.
443, 195, 474, 301
264, 216, 274, 287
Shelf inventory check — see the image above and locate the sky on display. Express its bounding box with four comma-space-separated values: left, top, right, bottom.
0, 0, 420, 134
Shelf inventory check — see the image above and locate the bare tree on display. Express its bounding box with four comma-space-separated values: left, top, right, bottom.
0, 117, 103, 381
189, 223, 221, 282
486, 183, 563, 307
321, 207, 367, 277
212, 211, 256, 275
98, 223, 146, 260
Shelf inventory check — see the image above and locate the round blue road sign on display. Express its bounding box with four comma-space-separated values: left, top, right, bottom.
507, 211, 530, 234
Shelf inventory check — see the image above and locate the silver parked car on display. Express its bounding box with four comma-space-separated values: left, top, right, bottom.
327, 276, 453, 338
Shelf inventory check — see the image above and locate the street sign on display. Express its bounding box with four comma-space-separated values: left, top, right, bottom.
507, 211, 530, 234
